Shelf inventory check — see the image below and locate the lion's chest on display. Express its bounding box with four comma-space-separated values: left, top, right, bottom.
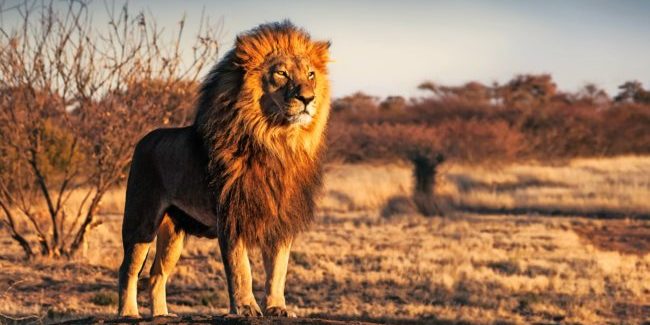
212, 143, 322, 245
235, 160, 304, 215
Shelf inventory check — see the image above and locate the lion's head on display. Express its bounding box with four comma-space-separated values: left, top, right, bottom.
195, 21, 331, 157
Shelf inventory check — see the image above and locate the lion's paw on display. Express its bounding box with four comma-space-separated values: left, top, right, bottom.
265, 306, 296, 318
236, 303, 263, 317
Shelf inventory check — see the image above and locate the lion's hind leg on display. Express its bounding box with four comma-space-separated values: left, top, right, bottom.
118, 173, 167, 317
149, 213, 185, 317
118, 240, 151, 317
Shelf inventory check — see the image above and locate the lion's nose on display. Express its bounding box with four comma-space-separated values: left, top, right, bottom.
296, 94, 315, 106
290, 85, 315, 106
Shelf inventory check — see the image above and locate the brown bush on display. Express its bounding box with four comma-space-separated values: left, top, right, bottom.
328, 76, 650, 215
329, 76, 650, 163
0, 1, 218, 259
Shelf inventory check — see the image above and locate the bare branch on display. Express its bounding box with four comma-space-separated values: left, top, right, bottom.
0, 0, 220, 258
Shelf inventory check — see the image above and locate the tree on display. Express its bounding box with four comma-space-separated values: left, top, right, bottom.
499, 74, 557, 109
418, 81, 492, 104
575, 83, 610, 107
328, 121, 523, 215
0, 1, 219, 259
331, 92, 378, 113
614, 81, 650, 104
379, 96, 407, 111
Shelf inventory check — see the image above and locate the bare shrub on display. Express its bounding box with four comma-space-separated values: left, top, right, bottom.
0, 1, 219, 258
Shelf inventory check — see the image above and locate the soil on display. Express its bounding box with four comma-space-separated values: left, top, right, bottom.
54, 315, 381, 325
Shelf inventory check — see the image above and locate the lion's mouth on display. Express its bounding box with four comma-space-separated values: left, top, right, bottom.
287, 110, 313, 125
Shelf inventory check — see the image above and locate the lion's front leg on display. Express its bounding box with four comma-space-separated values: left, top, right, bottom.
262, 239, 296, 317
218, 236, 262, 317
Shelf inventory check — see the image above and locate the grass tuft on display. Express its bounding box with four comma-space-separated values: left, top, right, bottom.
90, 291, 118, 306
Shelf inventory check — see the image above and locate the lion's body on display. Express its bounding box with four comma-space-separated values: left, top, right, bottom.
118, 21, 330, 318
122, 127, 216, 240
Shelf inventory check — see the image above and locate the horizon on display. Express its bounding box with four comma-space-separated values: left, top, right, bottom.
2, 0, 650, 98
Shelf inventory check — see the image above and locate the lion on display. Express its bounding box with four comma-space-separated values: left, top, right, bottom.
117, 21, 331, 318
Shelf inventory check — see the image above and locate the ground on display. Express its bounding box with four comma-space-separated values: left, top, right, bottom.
1, 156, 649, 324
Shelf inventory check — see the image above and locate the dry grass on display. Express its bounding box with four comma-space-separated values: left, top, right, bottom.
438, 155, 650, 217
319, 163, 412, 212
1, 156, 650, 324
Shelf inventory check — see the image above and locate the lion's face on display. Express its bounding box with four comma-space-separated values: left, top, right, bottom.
259, 55, 320, 126
194, 21, 331, 156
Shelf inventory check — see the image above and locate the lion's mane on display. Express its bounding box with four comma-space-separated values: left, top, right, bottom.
192, 21, 331, 247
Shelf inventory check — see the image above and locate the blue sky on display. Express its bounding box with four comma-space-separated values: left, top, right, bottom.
6, 0, 650, 98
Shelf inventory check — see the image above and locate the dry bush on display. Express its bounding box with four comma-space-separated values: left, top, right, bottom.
0, 1, 219, 259
330, 75, 650, 163
328, 75, 650, 216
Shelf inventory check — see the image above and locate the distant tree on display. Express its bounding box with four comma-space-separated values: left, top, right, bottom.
490, 81, 503, 105
332, 92, 378, 114
458, 81, 492, 104
402, 121, 522, 215
379, 96, 407, 111
500, 74, 557, 108
328, 121, 523, 215
575, 83, 610, 106
418, 81, 445, 97
419, 81, 492, 105
614, 81, 650, 104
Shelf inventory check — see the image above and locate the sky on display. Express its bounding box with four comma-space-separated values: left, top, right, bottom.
5, 0, 650, 98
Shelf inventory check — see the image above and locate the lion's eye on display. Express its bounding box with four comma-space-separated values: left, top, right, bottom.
308, 71, 315, 80
275, 71, 288, 78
